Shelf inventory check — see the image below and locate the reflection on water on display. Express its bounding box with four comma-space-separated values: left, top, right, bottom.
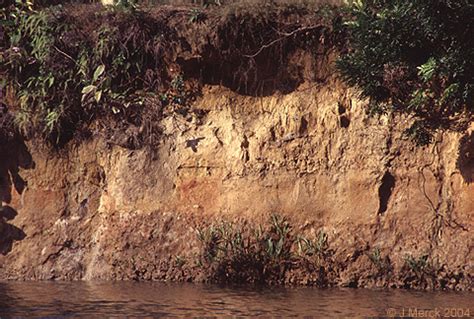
0, 281, 472, 318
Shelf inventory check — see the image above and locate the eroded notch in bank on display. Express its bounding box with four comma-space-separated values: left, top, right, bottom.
378, 171, 395, 214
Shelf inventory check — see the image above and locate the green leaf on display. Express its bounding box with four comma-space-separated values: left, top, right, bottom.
81, 85, 96, 102
266, 239, 274, 255
45, 110, 60, 133
47, 76, 55, 88
275, 237, 284, 256
95, 90, 103, 103
417, 58, 437, 82
81, 85, 96, 94
93, 64, 105, 82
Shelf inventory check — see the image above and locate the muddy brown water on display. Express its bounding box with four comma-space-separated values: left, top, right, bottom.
0, 282, 472, 318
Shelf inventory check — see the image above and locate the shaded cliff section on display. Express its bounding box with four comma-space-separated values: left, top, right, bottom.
0, 4, 472, 290
0, 113, 31, 256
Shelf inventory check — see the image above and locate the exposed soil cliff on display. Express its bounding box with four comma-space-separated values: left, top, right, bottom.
0, 4, 472, 290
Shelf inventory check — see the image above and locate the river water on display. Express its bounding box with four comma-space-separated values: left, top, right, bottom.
0, 282, 472, 318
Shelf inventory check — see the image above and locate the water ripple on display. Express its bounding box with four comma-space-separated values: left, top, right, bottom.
0, 282, 472, 318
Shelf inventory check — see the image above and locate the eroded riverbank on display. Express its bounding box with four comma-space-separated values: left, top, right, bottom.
0, 3, 472, 290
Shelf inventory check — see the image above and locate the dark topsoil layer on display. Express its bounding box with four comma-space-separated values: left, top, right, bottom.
1, 1, 345, 147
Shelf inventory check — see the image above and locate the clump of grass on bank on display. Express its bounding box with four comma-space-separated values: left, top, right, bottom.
196, 214, 333, 285
195, 217, 470, 289
399, 253, 441, 289
366, 247, 392, 279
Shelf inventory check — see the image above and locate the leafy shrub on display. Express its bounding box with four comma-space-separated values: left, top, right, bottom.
337, 0, 473, 144
404, 254, 429, 273
366, 247, 392, 277
401, 253, 437, 289
1, 2, 175, 145
296, 230, 329, 259
188, 8, 205, 23
197, 214, 332, 284
196, 215, 293, 283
